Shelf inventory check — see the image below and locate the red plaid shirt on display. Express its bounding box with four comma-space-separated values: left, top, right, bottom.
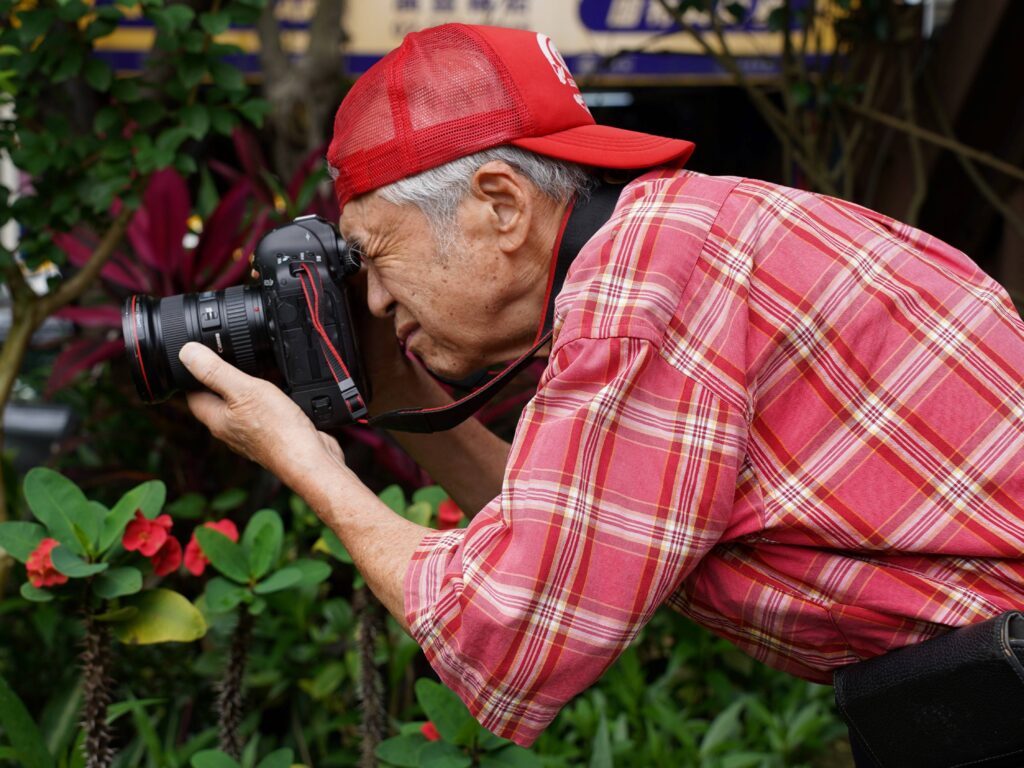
404, 169, 1024, 746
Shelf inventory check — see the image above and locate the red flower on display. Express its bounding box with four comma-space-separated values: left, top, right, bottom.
150, 536, 182, 576
420, 721, 441, 741
122, 510, 172, 556
26, 538, 69, 589
184, 519, 239, 576
437, 499, 464, 530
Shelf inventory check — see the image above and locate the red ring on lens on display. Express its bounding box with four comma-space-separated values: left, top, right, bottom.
131, 295, 155, 401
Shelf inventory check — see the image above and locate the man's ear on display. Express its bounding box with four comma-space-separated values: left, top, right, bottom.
468, 160, 532, 254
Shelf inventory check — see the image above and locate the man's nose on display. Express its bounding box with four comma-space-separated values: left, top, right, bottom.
365, 267, 396, 318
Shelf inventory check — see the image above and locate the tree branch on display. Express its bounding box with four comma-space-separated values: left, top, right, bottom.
841, 100, 1024, 185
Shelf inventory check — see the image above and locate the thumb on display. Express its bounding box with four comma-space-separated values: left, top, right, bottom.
179, 342, 251, 398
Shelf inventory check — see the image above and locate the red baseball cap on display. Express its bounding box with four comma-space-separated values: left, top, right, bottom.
327, 23, 695, 210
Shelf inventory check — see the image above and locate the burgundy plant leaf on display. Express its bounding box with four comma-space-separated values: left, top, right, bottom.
100, 253, 152, 292
231, 127, 273, 205
286, 142, 328, 203
210, 209, 274, 290
208, 158, 243, 185
189, 179, 253, 288
53, 229, 98, 268
127, 169, 190, 293
45, 337, 126, 396
54, 305, 121, 328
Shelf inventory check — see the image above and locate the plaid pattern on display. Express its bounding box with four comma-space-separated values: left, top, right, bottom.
405, 169, 1024, 746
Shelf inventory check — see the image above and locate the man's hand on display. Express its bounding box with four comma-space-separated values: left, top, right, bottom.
178, 340, 429, 630
178, 342, 352, 498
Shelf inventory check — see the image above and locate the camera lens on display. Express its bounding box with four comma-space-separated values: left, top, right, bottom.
122, 286, 271, 402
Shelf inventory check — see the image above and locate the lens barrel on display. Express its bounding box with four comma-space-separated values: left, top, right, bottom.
122, 286, 271, 402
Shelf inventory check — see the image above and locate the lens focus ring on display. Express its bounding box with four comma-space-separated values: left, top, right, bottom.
223, 286, 256, 372
160, 295, 192, 387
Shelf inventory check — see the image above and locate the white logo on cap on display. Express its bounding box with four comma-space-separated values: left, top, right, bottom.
536, 33, 589, 112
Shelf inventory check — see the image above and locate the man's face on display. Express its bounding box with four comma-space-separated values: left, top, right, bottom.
340, 192, 537, 380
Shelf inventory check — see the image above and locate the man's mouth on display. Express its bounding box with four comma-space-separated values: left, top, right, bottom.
397, 323, 419, 351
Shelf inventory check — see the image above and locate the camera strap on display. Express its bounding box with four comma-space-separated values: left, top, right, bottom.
365, 178, 625, 434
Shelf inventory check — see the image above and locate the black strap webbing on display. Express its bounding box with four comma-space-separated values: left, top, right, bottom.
367, 180, 624, 433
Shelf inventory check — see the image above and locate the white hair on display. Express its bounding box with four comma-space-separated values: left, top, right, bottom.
375, 145, 593, 254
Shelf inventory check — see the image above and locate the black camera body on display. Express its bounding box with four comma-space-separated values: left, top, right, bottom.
123, 215, 370, 432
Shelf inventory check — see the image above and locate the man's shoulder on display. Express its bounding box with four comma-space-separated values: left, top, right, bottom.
553, 169, 745, 347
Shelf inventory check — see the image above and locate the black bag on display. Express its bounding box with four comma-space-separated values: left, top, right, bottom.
833, 611, 1024, 768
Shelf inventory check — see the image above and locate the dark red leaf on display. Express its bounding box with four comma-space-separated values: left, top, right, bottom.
127, 169, 190, 288
54, 305, 121, 328
190, 179, 252, 288
45, 337, 125, 396
286, 142, 328, 202
231, 127, 273, 204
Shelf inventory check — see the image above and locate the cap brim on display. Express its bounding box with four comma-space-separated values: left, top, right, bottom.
512, 124, 695, 170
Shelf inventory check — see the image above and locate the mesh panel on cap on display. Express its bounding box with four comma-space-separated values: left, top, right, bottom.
329, 25, 532, 206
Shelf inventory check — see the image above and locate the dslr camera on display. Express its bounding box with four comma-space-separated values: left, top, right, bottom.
122, 215, 370, 431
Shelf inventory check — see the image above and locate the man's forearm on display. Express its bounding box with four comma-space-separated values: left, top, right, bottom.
301, 463, 429, 630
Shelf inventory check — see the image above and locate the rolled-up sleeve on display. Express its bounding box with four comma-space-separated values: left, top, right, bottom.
404, 333, 747, 745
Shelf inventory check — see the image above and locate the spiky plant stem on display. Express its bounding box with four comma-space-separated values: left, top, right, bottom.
217, 608, 252, 759
355, 587, 386, 768
81, 612, 115, 768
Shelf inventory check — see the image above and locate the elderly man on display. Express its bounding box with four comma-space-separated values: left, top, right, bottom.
180, 22, 1024, 759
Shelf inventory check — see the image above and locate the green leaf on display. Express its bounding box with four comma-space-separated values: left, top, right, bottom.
290, 558, 331, 587
0, 672, 55, 768
50, 546, 108, 578
375, 734, 427, 768
199, 10, 231, 35
23, 468, 92, 555
209, 60, 244, 92
252, 566, 301, 595
111, 77, 140, 103
210, 488, 246, 512
415, 679, 479, 747
20, 583, 54, 602
255, 749, 293, 768
412, 486, 449, 511
93, 606, 138, 622
180, 104, 210, 140
242, 509, 282, 579
480, 745, 542, 768
195, 527, 249, 583
92, 567, 142, 600
178, 55, 206, 89
378, 484, 406, 514
0, 521, 46, 562
112, 589, 207, 644
209, 107, 238, 135
190, 750, 239, 768
319, 528, 352, 564
101, 479, 165, 551
203, 577, 248, 613
236, 98, 269, 127
52, 49, 83, 83
419, 741, 472, 768
93, 106, 120, 135
83, 57, 112, 91
150, 3, 194, 33
404, 501, 432, 527
699, 697, 746, 757
166, 492, 205, 519
589, 714, 612, 768
156, 126, 190, 156
300, 661, 346, 700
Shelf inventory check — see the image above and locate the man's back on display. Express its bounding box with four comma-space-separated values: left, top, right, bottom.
556, 167, 1024, 680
